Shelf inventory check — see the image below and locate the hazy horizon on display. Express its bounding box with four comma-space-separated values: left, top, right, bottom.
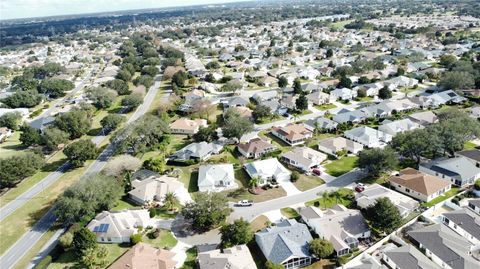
0, 0, 252, 20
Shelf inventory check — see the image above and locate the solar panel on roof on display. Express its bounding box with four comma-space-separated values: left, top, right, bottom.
99, 223, 109, 233
93, 226, 100, 232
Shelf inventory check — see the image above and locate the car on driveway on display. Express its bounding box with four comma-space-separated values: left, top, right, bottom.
312, 168, 322, 176
355, 183, 365, 192
235, 200, 253, 207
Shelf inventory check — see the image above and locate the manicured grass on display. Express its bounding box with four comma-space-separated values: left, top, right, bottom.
143, 230, 178, 249
323, 156, 358, 177
306, 188, 354, 209
293, 175, 324, 191
149, 207, 178, 219
48, 243, 130, 269
315, 103, 337, 111
422, 187, 461, 208
250, 215, 270, 232
331, 19, 354, 30
180, 247, 198, 269
356, 96, 374, 102
12, 229, 57, 269
464, 141, 478, 150
111, 197, 139, 211
281, 207, 300, 219
0, 131, 26, 159
303, 259, 336, 269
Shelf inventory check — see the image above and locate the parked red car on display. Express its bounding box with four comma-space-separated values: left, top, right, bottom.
312, 168, 322, 176
355, 183, 365, 192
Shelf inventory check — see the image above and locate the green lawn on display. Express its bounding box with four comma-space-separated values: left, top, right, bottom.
143, 230, 178, 250
315, 103, 337, 111
281, 207, 300, 219
323, 156, 358, 177
422, 187, 461, 208
306, 188, 354, 209
48, 244, 130, 269
111, 197, 139, 211
464, 141, 478, 150
293, 175, 324, 191
180, 247, 198, 269
0, 131, 26, 159
331, 19, 354, 30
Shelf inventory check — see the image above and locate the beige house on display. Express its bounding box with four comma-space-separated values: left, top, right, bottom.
389, 168, 451, 202
109, 243, 176, 269
237, 137, 277, 159
271, 124, 313, 146
317, 137, 363, 156
169, 118, 207, 135
306, 91, 332, 105
197, 244, 257, 269
128, 175, 191, 205
281, 147, 327, 171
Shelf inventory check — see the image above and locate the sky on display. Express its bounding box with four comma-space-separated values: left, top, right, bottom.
0, 0, 250, 20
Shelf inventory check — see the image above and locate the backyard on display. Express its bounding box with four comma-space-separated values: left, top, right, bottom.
323, 156, 358, 177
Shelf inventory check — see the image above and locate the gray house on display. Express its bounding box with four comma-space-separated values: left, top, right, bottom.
419, 157, 480, 186
383, 245, 440, 269
169, 142, 223, 162
304, 117, 338, 132
255, 219, 313, 269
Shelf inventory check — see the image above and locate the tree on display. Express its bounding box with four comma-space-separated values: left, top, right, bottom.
391, 128, 431, 165
396, 67, 405, 76
3, 90, 43, 108
252, 105, 271, 122
295, 94, 309, 111
293, 78, 303, 95
265, 260, 284, 269
326, 48, 333, 58
19, 125, 42, 146
103, 154, 141, 178
221, 80, 243, 93
54, 174, 123, 223
357, 88, 367, 98
142, 157, 166, 173
100, 114, 125, 133
39, 78, 74, 98
364, 197, 402, 234
358, 147, 398, 177
438, 71, 475, 91
116, 69, 132, 82
59, 232, 74, 250
192, 126, 217, 142
73, 228, 97, 257
206, 61, 220, 70
378, 86, 392, 100
163, 192, 180, 212
220, 218, 253, 248
141, 66, 158, 77
86, 87, 118, 109
134, 75, 154, 88
54, 109, 92, 139
309, 238, 334, 260
0, 152, 44, 188
81, 246, 108, 269
172, 70, 188, 87
181, 192, 232, 231
107, 79, 131, 95
439, 54, 457, 68
64, 140, 97, 167
338, 76, 352, 88
191, 99, 216, 120
42, 127, 69, 151
130, 234, 142, 244
358, 76, 370, 84
278, 76, 288, 88
122, 94, 143, 112
222, 109, 254, 139
0, 112, 22, 130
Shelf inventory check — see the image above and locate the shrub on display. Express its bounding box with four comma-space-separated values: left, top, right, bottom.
474, 180, 480, 191
130, 233, 142, 245
291, 171, 300, 182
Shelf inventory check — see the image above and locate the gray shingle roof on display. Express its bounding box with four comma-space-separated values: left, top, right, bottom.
384, 245, 440, 269
443, 209, 480, 241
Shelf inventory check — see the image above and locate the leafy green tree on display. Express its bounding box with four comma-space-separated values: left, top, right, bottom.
357, 88, 367, 98
141, 66, 158, 77
220, 218, 253, 248
54, 174, 123, 223
326, 48, 333, 58
265, 260, 284, 269
338, 76, 352, 88
100, 114, 125, 134
86, 87, 118, 109
293, 78, 303, 95
116, 69, 132, 82
142, 157, 166, 173
59, 232, 74, 250
19, 124, 42, 146
358, 76, 370, 84
42, 127, 70, 151
32, 63, 65, 79
181, 192, 232, 231
252, 105, 271, 123
278, 76, 288, 88
378, 86, 392, 99
81, 246, 108, 269
0, 112, 22, 130
391, 129, 431, 165
39, 78, 74, 98
11, 74, 38, 92
221, 80, 243, 93
64, 140, 97, 167
358, 147, 398, 177
122, 94, 143, 112
0, 152, 44, 188
107, 79, 131, 95
309, 238, 334, 260
206, 61, 220, 70
439, 54, 457, 68
222, 109, 254, 139
134, 75, 154, 88
130, 234, 142, 245
192, 126, 217, 142
163, 192, 180, 212
3, 90, 43, 108
295, 94, 309, 111
365, 197, 402, 234
172, 70, 188, 87
73, 228, 97, 257
54, 109, 92, 139
438, 71, 475, 91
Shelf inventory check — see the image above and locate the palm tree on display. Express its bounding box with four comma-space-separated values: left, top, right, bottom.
248, 177, 259, 190
163, 192, 180, 212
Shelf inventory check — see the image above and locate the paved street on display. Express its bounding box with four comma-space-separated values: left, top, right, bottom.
0, 74, 164, 269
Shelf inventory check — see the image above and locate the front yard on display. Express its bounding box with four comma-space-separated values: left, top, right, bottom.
305, 188, 354, 209
323, 156, 358, 177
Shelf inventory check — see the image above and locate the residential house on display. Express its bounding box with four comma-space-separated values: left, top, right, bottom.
355, 184, 419, 217
271, 124, 313, 146
252, 90, 278, 103
304, 117, 338, 132
382, 245, 441, 269
225, 96, 249, 108
332, 109, 367, 124
388, 168, 452, 202
299, 205, 370, 256
408, 224, 478, 269
128, 175, 191, 205
455, 149, 480, 168
344, 126, 392, 148
378, 118, 423, 136
354, 82, 383, 97
169, 141, 223, 162
243, 158, 291, 186
108, 243, 176, 269
237, 137, 277, 159
419, 157, 480, 187
442, 209, 480, 246
87, 210, 152, 243
198, 164, 237, 192
169, 118, 208, 135
408, 111, 439, 126
255, 219, 313, 269
330, 88, 357, 101
197, 244, 257, 269
281, 147, 327, 172
317, 137, 364, 156
468, 199, 480, 214
306, 91, 332, 105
